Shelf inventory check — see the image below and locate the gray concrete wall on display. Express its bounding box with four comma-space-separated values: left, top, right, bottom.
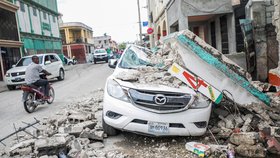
227, 13, 237, 53
225, 52, 247, 70
181, 0, 233, 16
272, 0, 280, 65
167, 0, 180, 29
253, 2, 268, 81
266, 0, 275, 24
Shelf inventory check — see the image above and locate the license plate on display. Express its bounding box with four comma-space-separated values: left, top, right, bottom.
148, 121, 169, 134
15, 77, 22, 81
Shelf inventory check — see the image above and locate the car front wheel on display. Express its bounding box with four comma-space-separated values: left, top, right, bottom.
7, 85, 16, 90
102, 117, 119, 136
57, 69, 65, 81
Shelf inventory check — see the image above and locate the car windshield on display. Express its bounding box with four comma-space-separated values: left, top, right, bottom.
16, 56, 43, 67
94, 49, 106, 54
119, 46, 154, 69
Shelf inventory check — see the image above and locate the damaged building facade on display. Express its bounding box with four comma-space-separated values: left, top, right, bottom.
0, 0, 22, 81
147, 0, 280, 83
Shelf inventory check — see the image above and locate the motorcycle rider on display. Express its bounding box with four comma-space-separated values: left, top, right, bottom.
25, 55, 51, 100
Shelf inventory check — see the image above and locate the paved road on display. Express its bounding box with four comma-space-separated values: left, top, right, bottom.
0, 62, 113, 144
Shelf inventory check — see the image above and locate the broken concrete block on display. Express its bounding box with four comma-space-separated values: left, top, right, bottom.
68, 113, 90, 124
229, 132, 259, 145
80, 129, 104, 141
241, 114, 253, 132
35, 136, 67, 151
73, 120, 97, 130
115, 69, 140, 81
9, 146, 32, 156
106, 150, 128, 158
70, 139, 82, 151
69, 126, 84, 136
217, 120, 226, 128
77, 138, 90, 147
268, 112, 280, 121
216, 127, 232, 139
235, 144, 266, 157
88, 142, 104, 149
9, 139, 36, 153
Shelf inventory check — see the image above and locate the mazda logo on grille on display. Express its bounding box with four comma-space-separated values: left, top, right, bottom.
154, 94, 167, 105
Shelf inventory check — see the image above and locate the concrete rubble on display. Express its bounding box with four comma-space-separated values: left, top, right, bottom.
114, 30, 280, 157
0, 89, 126, 158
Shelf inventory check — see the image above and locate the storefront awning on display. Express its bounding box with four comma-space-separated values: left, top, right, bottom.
0, 40, 23, 48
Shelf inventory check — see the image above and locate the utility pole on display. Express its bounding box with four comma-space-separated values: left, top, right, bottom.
137, 0, 143, 45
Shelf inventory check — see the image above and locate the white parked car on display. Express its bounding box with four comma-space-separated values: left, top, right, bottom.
90, 48, 108, 64
103, 45, 212, 136
4, 53, 65, 90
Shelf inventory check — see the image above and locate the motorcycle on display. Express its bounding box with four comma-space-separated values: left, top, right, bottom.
21, 74, 55, 113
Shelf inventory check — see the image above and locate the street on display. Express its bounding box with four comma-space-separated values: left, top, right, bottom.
0, 62, 113, 142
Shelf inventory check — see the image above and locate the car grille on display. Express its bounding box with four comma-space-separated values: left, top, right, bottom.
96, 55, 106, 58
11, 78, 25, 82
128, 89, 193, 113
11, 72, 25, 77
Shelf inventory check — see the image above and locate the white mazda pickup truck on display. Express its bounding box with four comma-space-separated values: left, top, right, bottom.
103, 45, 212, 136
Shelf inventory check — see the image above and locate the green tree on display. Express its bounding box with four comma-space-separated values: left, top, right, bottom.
118, 43, 126, 50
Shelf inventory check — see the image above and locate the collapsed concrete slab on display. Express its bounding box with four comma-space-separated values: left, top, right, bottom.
161, 30, 271, 106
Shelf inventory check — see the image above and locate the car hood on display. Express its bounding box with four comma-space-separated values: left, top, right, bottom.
110, 69, 197, 95
6, 66, 28, 73
7, 64, 45, 73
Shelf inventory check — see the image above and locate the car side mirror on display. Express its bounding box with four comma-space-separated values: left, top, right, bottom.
45, 61, 51, 65
12, 65, 16, 68
108, 59, 118, 69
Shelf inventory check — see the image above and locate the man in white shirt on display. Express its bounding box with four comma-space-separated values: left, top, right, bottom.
25, 56, 51, 100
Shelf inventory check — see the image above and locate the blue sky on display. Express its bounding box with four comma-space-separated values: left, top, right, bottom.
57, 0, 148, 43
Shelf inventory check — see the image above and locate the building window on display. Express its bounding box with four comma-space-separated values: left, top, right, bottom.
43, 12, 47, 20
220, 15, 229, 54
104, 40, 107, 44
53, 15, 56, 23
33, 7, 37, 16
20, 2, 25, 12
210, 21, 216, 48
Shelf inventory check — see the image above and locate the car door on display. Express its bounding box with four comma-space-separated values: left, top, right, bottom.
49, 54, 61, 77
43, 55, 55, 78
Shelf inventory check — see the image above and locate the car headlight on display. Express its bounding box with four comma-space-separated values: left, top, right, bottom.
189, 95, 210, 109
5, 73, 10, 77
107, 79, 129, 102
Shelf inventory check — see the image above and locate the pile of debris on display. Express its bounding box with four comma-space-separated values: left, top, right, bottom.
0, 89, 127, 158
114, 30, 280, 157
